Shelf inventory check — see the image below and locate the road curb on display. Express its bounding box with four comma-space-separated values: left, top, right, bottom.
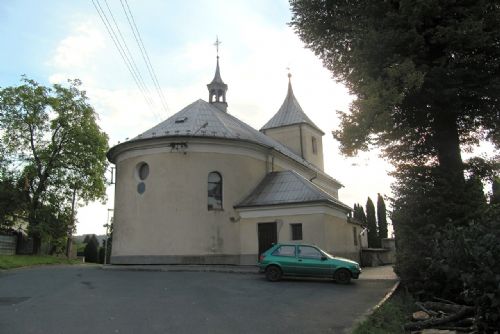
344, 279, 401, 334
100, 265, 260, 275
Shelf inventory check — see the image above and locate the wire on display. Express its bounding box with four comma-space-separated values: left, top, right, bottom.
120, 0, 169, 114
91, 0, 160, 120
102, 0, 157, 111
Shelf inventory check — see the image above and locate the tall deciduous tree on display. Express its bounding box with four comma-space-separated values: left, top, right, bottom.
0, 77, 108, 253
290, 0, 500, 194
366, 197, 378, 248
377, 193, 388, 241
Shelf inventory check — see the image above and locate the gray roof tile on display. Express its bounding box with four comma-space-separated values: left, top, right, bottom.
112, 99, 341, 186
235, 171, 351, 211
260, 79, 323, 134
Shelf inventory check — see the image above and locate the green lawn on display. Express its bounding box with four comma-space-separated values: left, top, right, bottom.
352, 289, 415, 334
0, 255, 82, 270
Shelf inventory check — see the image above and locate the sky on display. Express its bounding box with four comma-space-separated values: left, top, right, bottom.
0, 0, 397, 235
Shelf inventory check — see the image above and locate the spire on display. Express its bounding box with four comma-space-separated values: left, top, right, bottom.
207, 36, 228, 112
260, 72, 324, 134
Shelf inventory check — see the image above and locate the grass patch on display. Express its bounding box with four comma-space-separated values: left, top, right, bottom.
0, 255, 81, 270
352, 288, 415, 334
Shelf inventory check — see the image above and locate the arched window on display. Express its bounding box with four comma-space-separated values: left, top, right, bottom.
208, 172, 223, 210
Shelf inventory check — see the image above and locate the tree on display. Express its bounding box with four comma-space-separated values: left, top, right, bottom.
290, 0, 500, 198
492, 177, 500, 205
365, 197, 378, 248
0, 77, 108, 253
0, 175, 26, 232
376, 193, 388, 241
84, 234, 99, 263
352, 203, 366, 225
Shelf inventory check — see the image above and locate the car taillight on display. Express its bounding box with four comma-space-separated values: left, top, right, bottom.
259, 255, 265, 263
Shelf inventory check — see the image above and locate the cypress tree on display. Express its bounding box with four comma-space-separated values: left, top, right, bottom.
353, 203, 367, 225
366, 197, 378, 248
377, 193, 388, 241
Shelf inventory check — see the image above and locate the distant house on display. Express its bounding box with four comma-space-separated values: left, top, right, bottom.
107, 54, 367, 265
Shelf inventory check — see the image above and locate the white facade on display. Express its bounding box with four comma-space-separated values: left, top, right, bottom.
107, 64, 365, 265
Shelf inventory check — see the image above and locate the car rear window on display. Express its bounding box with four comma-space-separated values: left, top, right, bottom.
271, 245, 296, 257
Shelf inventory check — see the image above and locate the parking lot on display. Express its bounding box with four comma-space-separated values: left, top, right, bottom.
0, 266, 396, 334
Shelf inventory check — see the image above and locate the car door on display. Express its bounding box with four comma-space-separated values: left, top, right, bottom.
296, 245, 332, 277
269, 245, 300, 275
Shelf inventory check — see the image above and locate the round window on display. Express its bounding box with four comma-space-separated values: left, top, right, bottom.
137, 182, 146, 194
137, 162, 149, 180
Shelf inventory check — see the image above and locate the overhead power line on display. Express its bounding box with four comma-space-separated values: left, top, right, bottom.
102, 0, 157, 110
91, 0, 164, 120
120, 0, 169, 113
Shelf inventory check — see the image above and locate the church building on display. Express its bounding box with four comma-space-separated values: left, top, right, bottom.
107, 52, 366, 265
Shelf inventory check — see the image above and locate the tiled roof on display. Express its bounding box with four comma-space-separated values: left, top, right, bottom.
111, 99, 341, 186
260, 79, 323, 134
235, 171, 350, 211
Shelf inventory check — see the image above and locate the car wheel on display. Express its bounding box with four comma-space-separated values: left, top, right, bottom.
334, 269, 351, 284
265, 265, 282, 282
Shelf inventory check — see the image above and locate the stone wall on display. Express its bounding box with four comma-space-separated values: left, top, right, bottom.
360, 238, 396, 267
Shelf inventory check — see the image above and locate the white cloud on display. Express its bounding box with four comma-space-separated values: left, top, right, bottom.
51, 20, 105, 70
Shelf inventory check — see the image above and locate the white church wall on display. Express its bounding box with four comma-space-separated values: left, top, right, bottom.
262, 124, 302, 157
300, 125, 325, 171
111, 148, 267, 264
323, 216, 362, 262
238, 206, 357, 265
239, 213, 326, 265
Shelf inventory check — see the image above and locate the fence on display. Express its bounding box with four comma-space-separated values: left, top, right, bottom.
0, 235, 17, 255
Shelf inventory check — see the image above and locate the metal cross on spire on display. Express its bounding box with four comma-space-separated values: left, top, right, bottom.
214, 36, 221, 58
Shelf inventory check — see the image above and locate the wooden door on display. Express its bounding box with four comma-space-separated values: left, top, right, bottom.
258, 222, 277, 255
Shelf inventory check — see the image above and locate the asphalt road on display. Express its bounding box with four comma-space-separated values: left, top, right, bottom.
0, 266, 395, 334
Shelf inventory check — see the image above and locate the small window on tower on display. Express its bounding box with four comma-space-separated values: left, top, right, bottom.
312, 137, 318, 155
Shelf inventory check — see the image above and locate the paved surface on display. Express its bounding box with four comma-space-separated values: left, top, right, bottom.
0, 265, 397, 334
102, 264, 398, 280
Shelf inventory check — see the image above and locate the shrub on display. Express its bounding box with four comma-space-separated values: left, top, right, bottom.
83, 234, 99, 263
393, 166, 500, 330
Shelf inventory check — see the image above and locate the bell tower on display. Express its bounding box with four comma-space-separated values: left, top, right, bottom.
207, 36, 228, 112
261, 72, 325, 170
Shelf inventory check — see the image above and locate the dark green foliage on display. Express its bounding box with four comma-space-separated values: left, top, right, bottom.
98, 246, 105, 264
376, 194, 388, 241
0, 77, 109, 253
290, 1, 500, 178
393, 166, 499, 330
492, 177, 500, 205
353, 203, 366, 225
83, 235, 90, 243
83, 234, 99, 263
290, 1, 500, 330
0, 176, 25, 232
366, 197, 379, 248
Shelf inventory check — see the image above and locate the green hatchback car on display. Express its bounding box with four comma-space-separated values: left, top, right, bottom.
258, 243, 361, 284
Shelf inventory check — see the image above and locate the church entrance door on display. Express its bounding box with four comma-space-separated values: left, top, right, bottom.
258, 222, 277, 256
